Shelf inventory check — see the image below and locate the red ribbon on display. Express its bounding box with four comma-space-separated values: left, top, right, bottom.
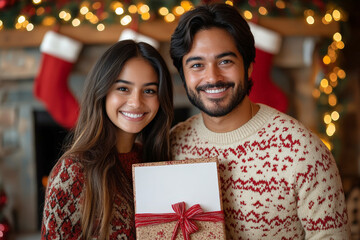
135, 202, 224, 240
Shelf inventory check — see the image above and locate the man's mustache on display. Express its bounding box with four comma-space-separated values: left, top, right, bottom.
196, 81, 235, 92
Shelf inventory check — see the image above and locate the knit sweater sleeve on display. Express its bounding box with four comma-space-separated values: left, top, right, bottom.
41, 157, 84, 240
293, 131, 350, 239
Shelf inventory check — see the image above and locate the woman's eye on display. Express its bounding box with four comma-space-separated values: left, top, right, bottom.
144, 89, 157, 94
117, 87, 128, 92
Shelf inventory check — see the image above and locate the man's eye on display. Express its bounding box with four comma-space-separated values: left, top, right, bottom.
191, 63, 202, 68
220, 59, 232, 65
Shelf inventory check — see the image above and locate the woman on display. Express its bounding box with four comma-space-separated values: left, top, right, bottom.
41, 40, 174, 239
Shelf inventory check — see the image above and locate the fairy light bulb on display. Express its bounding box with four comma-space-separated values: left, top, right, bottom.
326, 123, 336, 136
225, 1, 233, 6
141, 12, 150, 20
324, 114, 332, 124
180, 1, 193, 11
333, 32, 342, 42
18, 15, 26, 23
323, 55, 331, 65
331, 111, 340, 121
306, 16, 315, 24
332, 9, 341, 21
120, 15, 132, 25
243, 10, 253, 20
165, 13, 175, 22
80, 6, 89, 15
159, 7, 169, 16
72, 18, 81, 27
115, 7, 124, 15
276, 0, 286, 9
97, 23, 105, 31
173, 6, 185, 16
258, 6, 268, 16
128, 5, 137, 14
26, 23, 34, 31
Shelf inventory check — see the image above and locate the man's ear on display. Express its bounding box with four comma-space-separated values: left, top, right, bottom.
248, 62, 254, 77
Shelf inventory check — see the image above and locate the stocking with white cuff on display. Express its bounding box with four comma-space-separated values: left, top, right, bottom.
34, 31, 83, 129
248, 22, 288, 113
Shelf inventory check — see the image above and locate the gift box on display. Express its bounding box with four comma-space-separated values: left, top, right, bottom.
132, 157, 226, 240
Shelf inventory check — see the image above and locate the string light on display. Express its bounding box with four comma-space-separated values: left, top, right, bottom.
326, 123, 336, 136
0, 1, 347, 156
332, 9, 341, 21
128, 5, 137, 14
26, 23, 34, 31
120, 15, 132, 25
36, 7, 45, 16
180, 1, 193, 11
243, 10, 253, 20
276, 0, 286, 9
159, 7, 169, 16
72, 18, 81, 27
333, 32, 342, 42
306, 16, 315, 24
225, 1, 233, 6
80, 6, 89, 15
324, 114, 332, 124
173, 6, 185, 16
97, 23, 105, 31
164, 13, 175, 23
258, 6, 268, 16
141, 12, 150, 21
115, 7, 124, 15
331, 111, 340, 121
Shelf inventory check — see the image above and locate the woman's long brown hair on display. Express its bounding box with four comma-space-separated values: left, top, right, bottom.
59, 40, 173, 239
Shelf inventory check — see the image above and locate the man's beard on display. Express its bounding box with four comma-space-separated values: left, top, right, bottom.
184, 79, 249, 117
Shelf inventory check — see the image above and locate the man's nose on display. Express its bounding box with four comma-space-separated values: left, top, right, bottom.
206, 65, 223, 83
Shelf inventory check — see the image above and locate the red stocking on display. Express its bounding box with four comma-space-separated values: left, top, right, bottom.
248, 22, 288, 113
34, 31, 83, 129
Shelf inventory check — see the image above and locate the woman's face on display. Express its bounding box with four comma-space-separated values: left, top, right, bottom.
106, 57, 160, 138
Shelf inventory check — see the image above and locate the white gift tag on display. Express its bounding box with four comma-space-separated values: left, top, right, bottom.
133, 158, 222, 214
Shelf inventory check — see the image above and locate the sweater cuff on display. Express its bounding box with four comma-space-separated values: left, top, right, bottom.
40, 31, 83, 63
248, 22, 282, 54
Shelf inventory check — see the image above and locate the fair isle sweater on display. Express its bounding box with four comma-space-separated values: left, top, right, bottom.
41, 147, 142, 240
170, 104, 350, 240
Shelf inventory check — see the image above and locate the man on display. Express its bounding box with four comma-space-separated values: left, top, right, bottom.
169, 3, 350, 239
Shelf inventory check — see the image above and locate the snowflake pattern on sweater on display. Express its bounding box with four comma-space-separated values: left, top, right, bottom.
170, 104, 351, 240
41, 149, 141, 240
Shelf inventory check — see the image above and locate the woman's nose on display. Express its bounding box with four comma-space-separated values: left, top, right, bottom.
127, 91, 142, 108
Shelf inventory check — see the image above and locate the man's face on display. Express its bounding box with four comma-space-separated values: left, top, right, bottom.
182, 27, 251, 117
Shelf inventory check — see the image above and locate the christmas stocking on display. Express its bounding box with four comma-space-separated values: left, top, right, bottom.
119, 28, 160, 49
248, 22, 288, 113
34, 31, 83, 129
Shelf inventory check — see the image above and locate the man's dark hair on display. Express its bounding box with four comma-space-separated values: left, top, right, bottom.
170, 3, 255, 93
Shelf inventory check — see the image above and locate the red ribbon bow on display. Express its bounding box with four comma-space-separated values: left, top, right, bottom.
135, 201, 224, 240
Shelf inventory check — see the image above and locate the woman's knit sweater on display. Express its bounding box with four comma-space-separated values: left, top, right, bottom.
41, 146, 142, 240
170, 104, 350, 239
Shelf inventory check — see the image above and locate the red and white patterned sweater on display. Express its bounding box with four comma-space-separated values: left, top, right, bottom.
170, 104, 351, 239
41, 148, 142, 240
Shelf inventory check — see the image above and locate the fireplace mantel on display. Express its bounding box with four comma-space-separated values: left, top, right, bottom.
0, 17, 339, 48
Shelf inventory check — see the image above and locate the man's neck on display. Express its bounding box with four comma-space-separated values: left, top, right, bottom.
201, 98, 258, 133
